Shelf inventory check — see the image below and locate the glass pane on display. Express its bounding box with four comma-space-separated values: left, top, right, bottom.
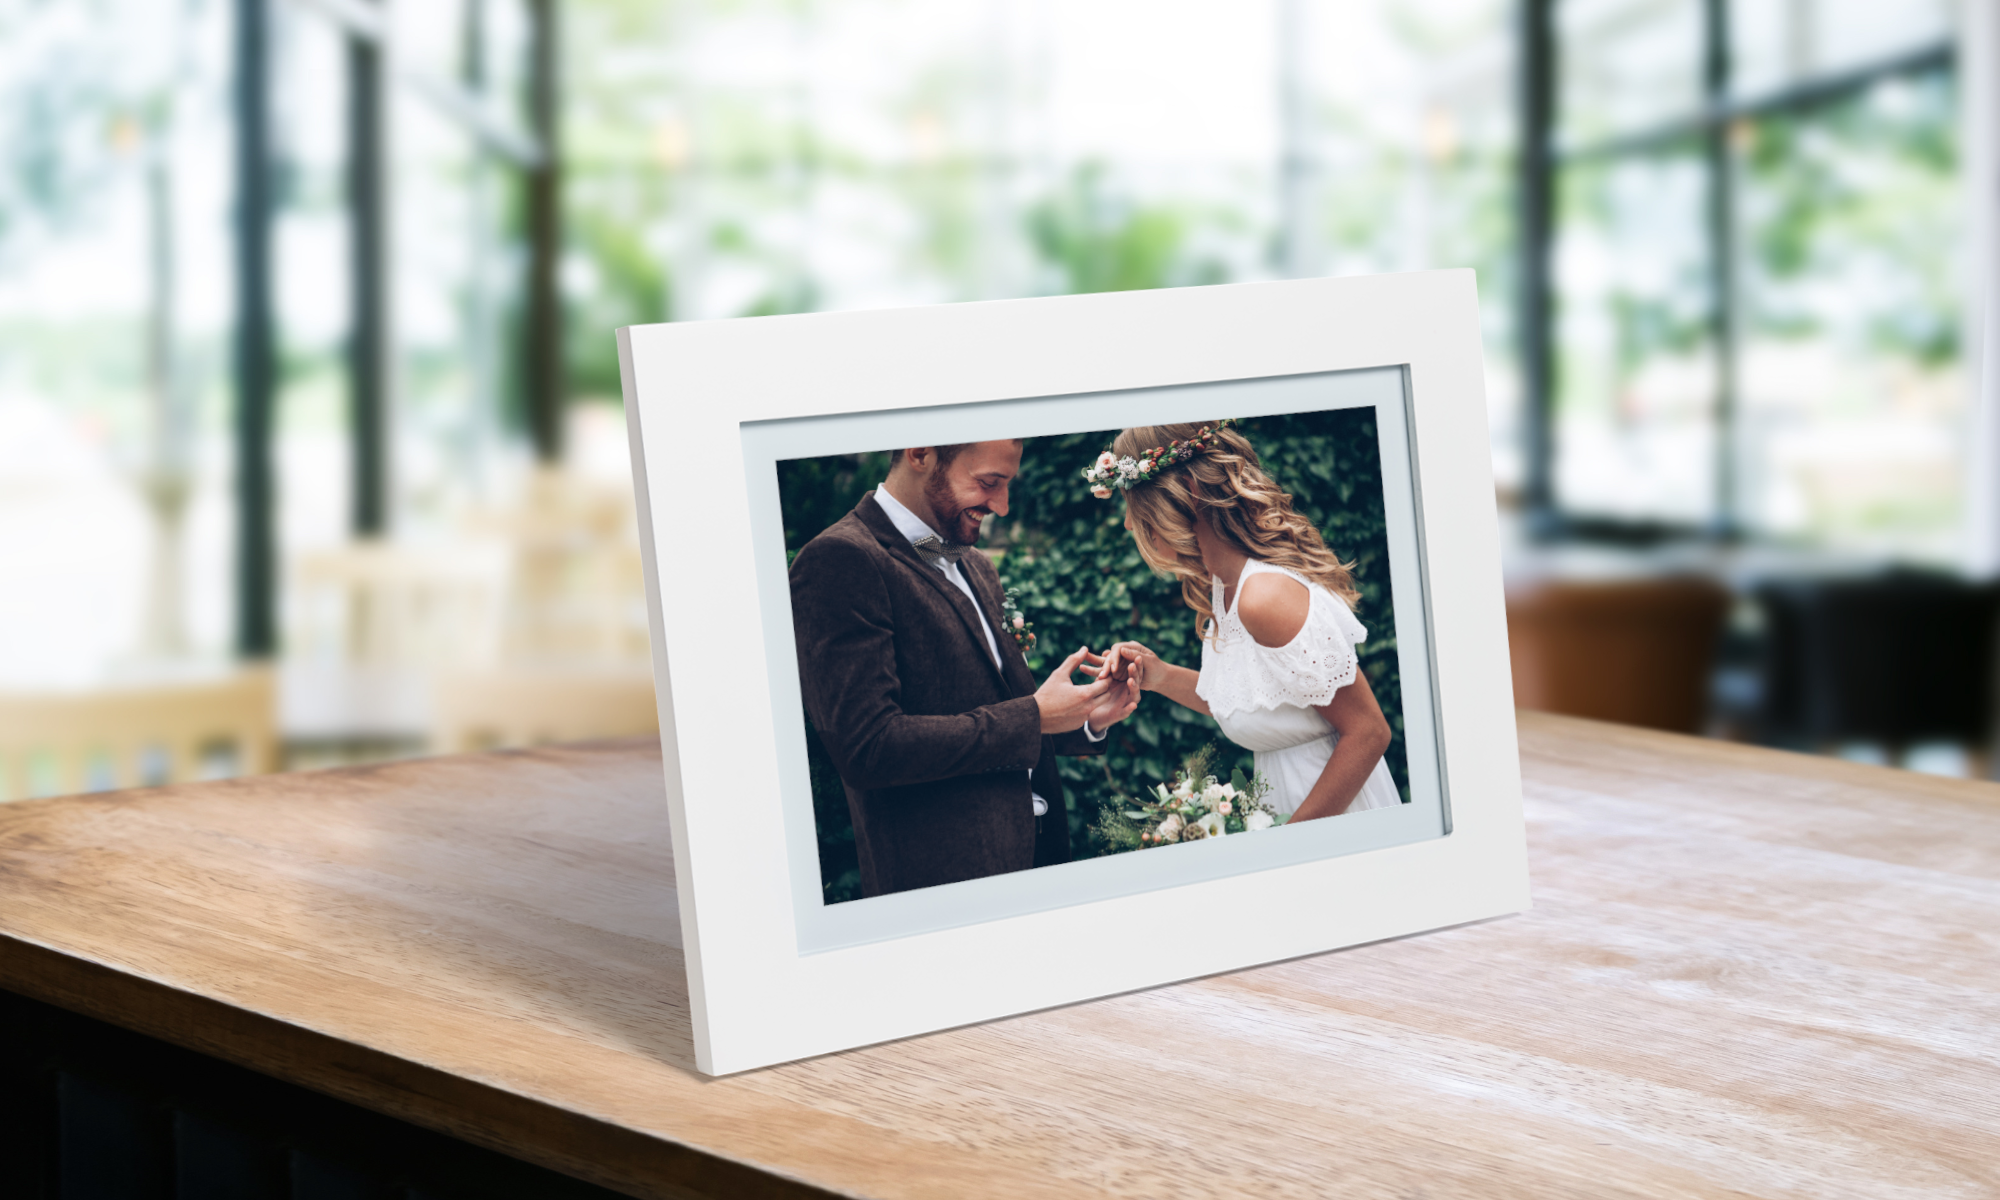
0, 0, 237, 685
1553, 148, 1716, 524
272, 8, 353, 569
390, 0, 471, 85
393, 86, 489, 526
1558, 0, 1704, 149
1731, 0, 1954, 101
1734, 68, 1963, 555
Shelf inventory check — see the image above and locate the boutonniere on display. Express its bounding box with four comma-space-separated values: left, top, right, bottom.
999, 587, 1037, 655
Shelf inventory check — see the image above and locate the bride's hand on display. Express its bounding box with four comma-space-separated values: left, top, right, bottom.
1097, 640, 1162, 691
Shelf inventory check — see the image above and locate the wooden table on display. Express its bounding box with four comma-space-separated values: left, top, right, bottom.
3, 713, 1997, 1199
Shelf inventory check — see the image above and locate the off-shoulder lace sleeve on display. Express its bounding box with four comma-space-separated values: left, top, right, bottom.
1197, 587, 1369, 717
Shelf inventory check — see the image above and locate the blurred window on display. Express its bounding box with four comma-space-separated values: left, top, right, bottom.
0, 0, 236, 686
1539, 0, 1960, 551
1730, 0, 1955, 100
1557, 0, 1703, 146
274, 7, 356, 577
1554, 145, 1716, 524
1736, 72, 1962, 555
561, 0, 1524, 481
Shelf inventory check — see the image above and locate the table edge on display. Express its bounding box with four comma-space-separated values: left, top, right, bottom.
0, 933, 842, 1200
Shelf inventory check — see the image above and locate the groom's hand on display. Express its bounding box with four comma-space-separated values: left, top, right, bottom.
1035, 646, 1116, 733
1085, 672, 1140, 732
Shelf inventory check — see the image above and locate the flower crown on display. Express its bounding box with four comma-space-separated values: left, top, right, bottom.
1080, 419, 1238, 498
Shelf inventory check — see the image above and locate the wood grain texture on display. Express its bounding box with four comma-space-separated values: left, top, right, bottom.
2, 714, 1997, 1199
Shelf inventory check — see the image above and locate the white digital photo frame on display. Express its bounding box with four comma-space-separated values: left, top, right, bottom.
618, 272, 1529, 1075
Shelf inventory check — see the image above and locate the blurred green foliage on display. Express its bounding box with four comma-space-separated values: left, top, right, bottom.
1025, 164, 1228, 295
1739, 71, 1959, 368
778, 412, 1404, 904
564, 210, 673, 400
0, 13, 148, 260
1557, 68, 1960, 389
1557, 145, 1714, 383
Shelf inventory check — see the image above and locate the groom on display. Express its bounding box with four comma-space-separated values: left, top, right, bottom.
790, 440, 1139, 898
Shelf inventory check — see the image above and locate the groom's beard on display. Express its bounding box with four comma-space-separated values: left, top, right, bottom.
923, 472, 989, 546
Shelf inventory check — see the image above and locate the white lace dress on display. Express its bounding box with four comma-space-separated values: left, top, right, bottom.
1194, 559, 1402, 817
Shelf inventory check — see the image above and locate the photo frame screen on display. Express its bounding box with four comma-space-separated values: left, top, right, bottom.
742, 367, 1447, 953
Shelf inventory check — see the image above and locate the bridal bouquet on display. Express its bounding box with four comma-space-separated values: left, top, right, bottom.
1096, 744, 1285, 853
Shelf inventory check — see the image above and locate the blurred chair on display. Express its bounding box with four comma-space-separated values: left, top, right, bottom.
421, 470, 656, 757
430, 667, 658, 755
0, 669, 278, 801
1506, 575, 1732, 733
290, 540, 507, 669
473, 468, 652, 666
284, 539, 510, 745
1751, 572, 2000, 756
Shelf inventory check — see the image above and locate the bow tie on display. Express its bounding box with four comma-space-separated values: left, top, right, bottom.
912, 534, 969, 566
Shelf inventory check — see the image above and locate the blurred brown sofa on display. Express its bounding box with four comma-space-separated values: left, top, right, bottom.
1505, 575, 1731, 734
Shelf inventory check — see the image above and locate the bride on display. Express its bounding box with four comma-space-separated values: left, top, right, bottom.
1087, 420, 1401, 822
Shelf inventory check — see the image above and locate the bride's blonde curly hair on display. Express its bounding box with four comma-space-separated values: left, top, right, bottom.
1112, 422, 1359, 640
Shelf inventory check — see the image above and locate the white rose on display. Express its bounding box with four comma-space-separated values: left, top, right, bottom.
1138, 458, 1155, 473
1096, 451, 1118, 471
1091, 484, 1113, 499
1244, 810, 1274, 831
1201, 782, 1226, 805
1012, 613, 1025, 629
1195, 812, 1228, 839
1155, 813, 1184, 842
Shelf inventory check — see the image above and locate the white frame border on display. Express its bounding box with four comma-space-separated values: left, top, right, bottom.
618, 272, 1528, 1076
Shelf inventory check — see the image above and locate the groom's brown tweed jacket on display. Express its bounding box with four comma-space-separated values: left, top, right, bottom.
790, 491, 1103, 898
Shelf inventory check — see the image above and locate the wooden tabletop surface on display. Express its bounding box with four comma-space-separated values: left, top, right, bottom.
2, 712, 1997, 1199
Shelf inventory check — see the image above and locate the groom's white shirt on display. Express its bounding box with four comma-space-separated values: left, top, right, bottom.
874, 486, 1004, 668
873, 486, 1102, 819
